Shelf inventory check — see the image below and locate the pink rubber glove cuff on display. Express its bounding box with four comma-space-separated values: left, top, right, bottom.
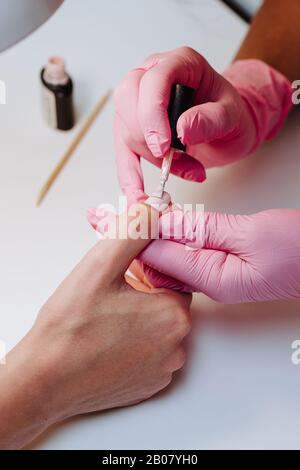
223, 59, 293, 152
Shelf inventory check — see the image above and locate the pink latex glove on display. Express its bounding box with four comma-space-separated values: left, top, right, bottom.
114, 47, 292, 203
88, 208, 300, 304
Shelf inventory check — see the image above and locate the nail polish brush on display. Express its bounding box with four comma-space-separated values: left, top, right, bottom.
154, 84, 196, 199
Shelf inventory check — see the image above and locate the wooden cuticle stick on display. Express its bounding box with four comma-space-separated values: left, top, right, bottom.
37, 89, 112, 206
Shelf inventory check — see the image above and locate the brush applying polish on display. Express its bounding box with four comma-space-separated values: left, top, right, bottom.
151, 84, 196, 201
153, 149, 175, 199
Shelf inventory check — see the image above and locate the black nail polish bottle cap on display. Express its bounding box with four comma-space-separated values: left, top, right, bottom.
167, 84, 196, 152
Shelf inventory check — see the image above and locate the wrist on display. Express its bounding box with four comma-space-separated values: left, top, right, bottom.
0, 326, 63, 448
223, 59, 293, 151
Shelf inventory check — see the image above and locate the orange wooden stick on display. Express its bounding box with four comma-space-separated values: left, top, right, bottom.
37, 89, 112, 206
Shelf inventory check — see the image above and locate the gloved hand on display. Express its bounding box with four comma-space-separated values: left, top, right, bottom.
88, 207, 300, 303
114, 47, 292, 203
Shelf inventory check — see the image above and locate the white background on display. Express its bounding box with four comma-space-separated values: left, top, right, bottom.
0, 0, 299, 450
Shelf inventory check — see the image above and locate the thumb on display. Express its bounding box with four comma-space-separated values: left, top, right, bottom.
87, 203, 159, 284
139, 210, 252, 300
159, 210, 250, 254
138, 239, 244, 302
139, 210, 251, 302
177, 101, 236, 146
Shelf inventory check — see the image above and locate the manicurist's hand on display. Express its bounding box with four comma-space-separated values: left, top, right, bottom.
114, 46, 292, 203
138, 208, 300, 303
0, 204, 191, 449
89, 207, 300, 303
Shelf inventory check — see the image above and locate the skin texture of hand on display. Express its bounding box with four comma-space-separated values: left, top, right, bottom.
89, 207, 300, 304
114, 47, 292, 203
0, 205, 191, 449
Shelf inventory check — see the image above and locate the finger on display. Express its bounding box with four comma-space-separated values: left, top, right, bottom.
114, 115, 146, 204
129, 260, 192, 306
159, 210, 250, 254
141, 264, 190, 292
114, 67, 152, 203
128, 259, 154, 288
157, 209, 205, 249
138, 238, 240, 298
138, 239, 198, 288
89, 203, 160, 283
203, 212, 252, 254
87, 207, 193, 293
126, 262, 187, 293
166, 347, 186, 372
139, 211, 253, 301
131, 258, 191, 294
87, 206, 160, 239
87, 207, 117, 233
124, 273, 152, 293
88, 208, 243, 254
177, 101, 236, 146
138, 56, 200, 158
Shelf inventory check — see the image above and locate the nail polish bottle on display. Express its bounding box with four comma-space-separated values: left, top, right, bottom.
41, 56, 75, 131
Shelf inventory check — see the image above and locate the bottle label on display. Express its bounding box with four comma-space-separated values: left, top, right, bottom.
41, 83, 57, 129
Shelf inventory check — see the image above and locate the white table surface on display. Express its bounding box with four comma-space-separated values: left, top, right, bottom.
0, 0, 300, 450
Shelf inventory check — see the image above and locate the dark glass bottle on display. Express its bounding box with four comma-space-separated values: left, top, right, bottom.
41, 56, 75, 131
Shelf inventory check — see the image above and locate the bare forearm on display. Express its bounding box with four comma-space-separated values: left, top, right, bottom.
236, 0, 300, 81
0, 333, 56, 449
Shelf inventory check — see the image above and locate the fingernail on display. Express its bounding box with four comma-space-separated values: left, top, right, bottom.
146, 132, 170, 157
181, 154, 207, 182
87, 208, 99, 229
195, 167, 206, 182
87, 207, 116, 233
145, 191, 171, 212
176, 123, 186, 145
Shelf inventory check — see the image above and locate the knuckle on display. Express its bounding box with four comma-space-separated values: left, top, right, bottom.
156, 295, 192, 337
114, 74, 133, 105
173, 307, 192, 337
113, 82, 125, 105
88, 255, 109, 285
144, 52, 160, 65
176, 45, 197, 57
160, 374, 173, 390
172, 348, 186, 371
218, 102, 230, 124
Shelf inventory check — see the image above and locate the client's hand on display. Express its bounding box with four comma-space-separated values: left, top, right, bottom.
0, 205, 191, 449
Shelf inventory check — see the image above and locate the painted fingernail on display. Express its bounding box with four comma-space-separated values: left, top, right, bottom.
87, 208, 99, 229
145, 191, 171, 212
